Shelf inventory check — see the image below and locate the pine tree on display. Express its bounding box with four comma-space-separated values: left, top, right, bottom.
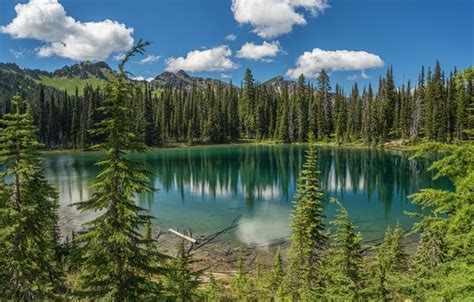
316, 69, 331, 139
334, 85, 347, 144
73, 41, 164, 301
383, 67, 397, 140
265, 247, 285, 300
231, 251, 253, 301
278, 84, 290, 143
0, 95, 62, 300
296, 74, 308, 142
411, 66, 425, 141
285, 145, 327, 299
375, 226, 393, 301
202, 273, 225, 301
322, 200, 364, 300
391, 221, 408, 272
164, 241, 204, 301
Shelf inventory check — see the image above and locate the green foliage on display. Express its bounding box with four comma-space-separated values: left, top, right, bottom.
321, 200, 364, 300
0, 95, 63, 300
264, 247, 285, 299
231, 252, 255, 301
406, 141, 474, 298
72, 41, 166, 301
163, 241, 205, 301
202, 273, 226, 301
285, 145, 327, 299
2, 61, 471, 149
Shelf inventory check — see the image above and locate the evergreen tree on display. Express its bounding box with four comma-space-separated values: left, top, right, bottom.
265, 247, 285, 300
322, 200, 364, 300
0, 95, 62, 300
164, 241, 204, 301
285, 145, 327, 299
316, 69, 331, 139
278, 84, 290, 143
202, 273, 225, 301
391, 221, 408, 272
73, 41, 164, 301
231, 251, 254, 301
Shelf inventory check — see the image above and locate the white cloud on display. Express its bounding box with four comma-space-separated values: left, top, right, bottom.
10, 48, 25, 58
225, 33, 237, 41
347, 74, 357, 81
113, 53, 126, 61
231, 0, 329, 38
286, 48, 384, 79
360, 70, 370, 79
220, 73, 232, 79
165, 45, 238, 72
139, 54, 161, 64
236, 41, 281, 61
1, 0, 134, 61
129, 76, 154, 82
347, 71, 370, 81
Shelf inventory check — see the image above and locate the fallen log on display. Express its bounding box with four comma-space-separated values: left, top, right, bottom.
168, 228, 197, 243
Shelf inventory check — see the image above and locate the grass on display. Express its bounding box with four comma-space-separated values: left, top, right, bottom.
38, 75, 106, 95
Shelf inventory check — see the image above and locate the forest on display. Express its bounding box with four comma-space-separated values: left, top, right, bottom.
0, 50, 472, 150
0, 41, 473, 301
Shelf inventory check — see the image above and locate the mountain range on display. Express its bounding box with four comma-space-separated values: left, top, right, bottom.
0, 61, 297, 95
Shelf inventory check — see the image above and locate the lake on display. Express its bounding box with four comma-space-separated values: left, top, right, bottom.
43, 145, 451, 247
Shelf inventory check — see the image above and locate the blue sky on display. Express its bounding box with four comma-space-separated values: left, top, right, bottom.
0, 0, 472, 90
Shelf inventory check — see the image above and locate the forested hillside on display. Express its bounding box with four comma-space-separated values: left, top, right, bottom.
0, 60, 472, 149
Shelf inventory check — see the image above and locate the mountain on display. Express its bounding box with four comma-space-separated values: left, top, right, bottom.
51, 61, 113, 79
0, 61, 112, 95
263, 76, 296, 94
150, 70, 235, 90
1, 61, 303, 97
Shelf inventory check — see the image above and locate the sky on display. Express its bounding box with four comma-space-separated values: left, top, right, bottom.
0, 0, 472, 90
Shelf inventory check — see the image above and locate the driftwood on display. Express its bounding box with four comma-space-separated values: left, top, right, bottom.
169, 228, 197, 243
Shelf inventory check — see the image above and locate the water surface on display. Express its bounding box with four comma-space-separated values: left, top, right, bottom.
44, 145, 451, 246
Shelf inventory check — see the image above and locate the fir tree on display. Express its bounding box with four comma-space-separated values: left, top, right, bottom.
231, 251, 254, 301
164, 240, 204, 301
322, 200, 364, 300
0, 95, 62, 300
73, 41, 164, 301
285, 144, 327, 299
265, 246, 284, 298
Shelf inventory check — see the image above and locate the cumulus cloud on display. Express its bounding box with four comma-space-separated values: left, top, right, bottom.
286, 48, 384, 79
225, 33, 237, 41
139, 54, 161, 64
231, 0, 329, 38
236, 41, 281, 61
220, 73, 232, 79
1, 0, 134, 61
129, 76, 154, 82
165, 45, 238, 72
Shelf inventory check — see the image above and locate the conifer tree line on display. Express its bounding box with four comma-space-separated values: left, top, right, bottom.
1, 61, 472, 149
0, 41, 473, 300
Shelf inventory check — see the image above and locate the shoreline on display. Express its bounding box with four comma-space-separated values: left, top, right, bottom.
41, 138, 421, 155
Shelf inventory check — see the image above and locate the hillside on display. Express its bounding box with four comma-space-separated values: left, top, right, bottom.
150, 69, 236, 90
0, 61, 302, 97
0, 61, 110, 96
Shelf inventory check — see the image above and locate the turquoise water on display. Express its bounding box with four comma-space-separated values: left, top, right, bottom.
43, 145, 451, 246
